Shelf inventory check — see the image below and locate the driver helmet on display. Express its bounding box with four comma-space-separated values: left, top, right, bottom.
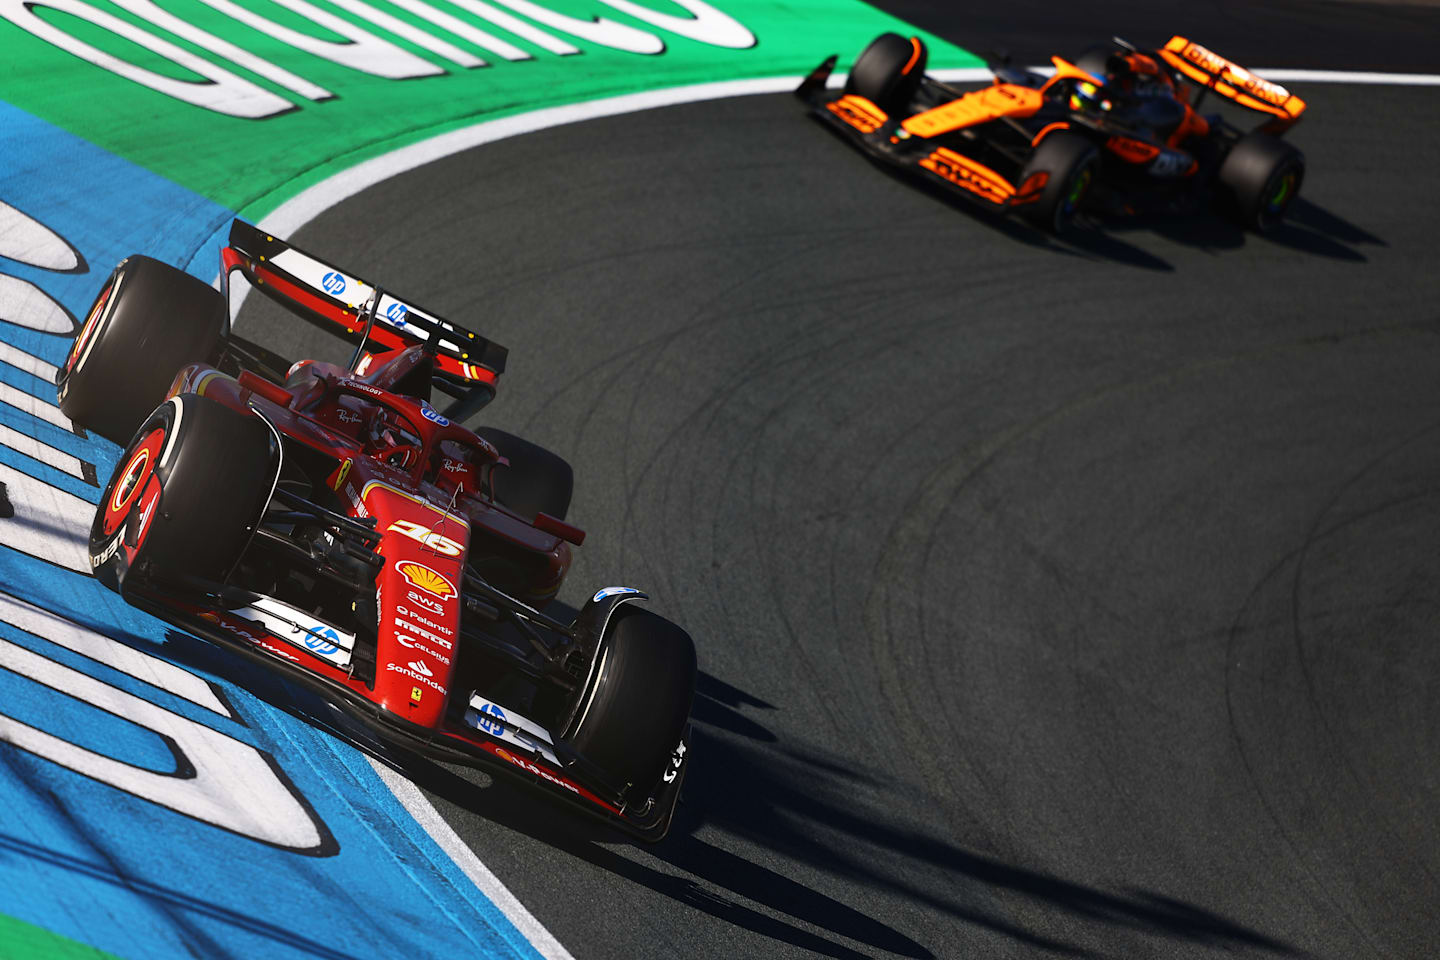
365, 408, 419, 469
1069, 80, 1110, 114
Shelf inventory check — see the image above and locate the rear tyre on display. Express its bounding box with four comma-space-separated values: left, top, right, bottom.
90, 394, 275, 593
1018, 131, 1100, 234
1218, 133, 1304, 233
58, 255, 226, 444
566, 605, 696, 798
475, 427, 574, 521
845, 32, 926, 115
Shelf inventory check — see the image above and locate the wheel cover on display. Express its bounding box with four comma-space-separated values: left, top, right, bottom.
1265, 170, 1297, 216
1058, 166, 1093, 228
102, 426, 164, 538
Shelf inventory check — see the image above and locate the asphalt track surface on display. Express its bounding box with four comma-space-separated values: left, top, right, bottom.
236, 11, 1440, 960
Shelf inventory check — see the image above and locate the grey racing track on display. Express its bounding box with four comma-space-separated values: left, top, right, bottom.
235, 29, 1440, 960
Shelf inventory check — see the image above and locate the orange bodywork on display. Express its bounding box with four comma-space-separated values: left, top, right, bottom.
1030, 121, 1071, 148
918, 148, 1015, 205
900, 36, 924, 75
902, 83, 1043, 138
1159, 36, 1306, 126
1013, 171, 1049, 205
1120, 53, 1162, 77
827, 94, 887, 134
1167, 102, 1210, 148
1106, 136, 1161, 164
1040, 57, 1105, 95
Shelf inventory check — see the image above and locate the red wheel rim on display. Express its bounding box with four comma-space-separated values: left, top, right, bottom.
102, 426, 164, 537
65, 278, 112, 376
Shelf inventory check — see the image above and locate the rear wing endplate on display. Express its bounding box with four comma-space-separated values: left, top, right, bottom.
221, 220, 508, 397
1159, 36, 1305, 128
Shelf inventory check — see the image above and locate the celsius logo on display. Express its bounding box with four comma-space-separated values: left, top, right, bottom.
386, 302, 408, 325
321, 271, 346, 295
475, 701, 505, 737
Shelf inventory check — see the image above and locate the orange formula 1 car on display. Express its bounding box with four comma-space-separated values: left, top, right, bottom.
796, 33, 1307, 234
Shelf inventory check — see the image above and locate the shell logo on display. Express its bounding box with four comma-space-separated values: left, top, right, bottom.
395, 561, 457, 600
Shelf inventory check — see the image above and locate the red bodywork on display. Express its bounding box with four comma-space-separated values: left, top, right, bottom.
152, 347, 621, 815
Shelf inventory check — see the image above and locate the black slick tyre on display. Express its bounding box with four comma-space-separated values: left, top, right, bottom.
845, 32, 927, 115
58, 255, 226, 445
1217, 133, 1304, 233
1018, 131, 1100, 234
475, 427, 574, 521
566, 605, 696, 799
90, 393, 276, 593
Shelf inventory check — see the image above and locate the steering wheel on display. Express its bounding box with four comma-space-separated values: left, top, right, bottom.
364, 407, 422, 469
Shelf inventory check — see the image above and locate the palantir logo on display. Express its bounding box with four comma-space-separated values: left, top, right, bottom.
321, 271, 346, 295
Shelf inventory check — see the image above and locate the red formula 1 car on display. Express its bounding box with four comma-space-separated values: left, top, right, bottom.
797, 33, 1307, 234
57, 219, 695, 841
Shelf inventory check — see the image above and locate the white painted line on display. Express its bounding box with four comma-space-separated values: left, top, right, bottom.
365, 756, 576, 960
0, 590, 230, 715
0, 339, 60, 383
252, 63, 1440, 241
945, 66, 1440, 86
0, 380, 72, 432
0, 421, 86, 480
1253, 68, 1440, 85
247, 54, 1440, 956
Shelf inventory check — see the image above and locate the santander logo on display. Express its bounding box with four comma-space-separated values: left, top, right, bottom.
408, 660, 433, 677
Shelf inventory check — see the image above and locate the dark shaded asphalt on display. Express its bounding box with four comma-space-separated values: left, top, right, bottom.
236, 34, 1440, 960
866, 0, 1440, 73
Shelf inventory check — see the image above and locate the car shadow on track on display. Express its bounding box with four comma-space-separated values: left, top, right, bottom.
384, 671, 930, 960
904, 173, 1180, 273
909, 160, 1380, 269
399, 667, 1302, 959
1089, 197, 1382, 263
127, 621, 920, 958
133, 620, 1298, 958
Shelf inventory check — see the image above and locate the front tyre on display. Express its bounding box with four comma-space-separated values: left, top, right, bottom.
1218, 133, 1305, 233
566, 605, 696, 800
59, 255, 226, 445
845, 32, 927, 115
1018, 131, 1100, 234
91, 394, 276, 592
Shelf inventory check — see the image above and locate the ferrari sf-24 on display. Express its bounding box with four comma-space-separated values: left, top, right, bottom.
57, 219, 696, 841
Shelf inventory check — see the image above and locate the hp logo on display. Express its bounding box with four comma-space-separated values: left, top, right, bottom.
476, 702, 505, 737
321, 272, 346, 295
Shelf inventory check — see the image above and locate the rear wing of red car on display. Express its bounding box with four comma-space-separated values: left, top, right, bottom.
221, 219, 508, 408
1159, 36, 1306, 129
